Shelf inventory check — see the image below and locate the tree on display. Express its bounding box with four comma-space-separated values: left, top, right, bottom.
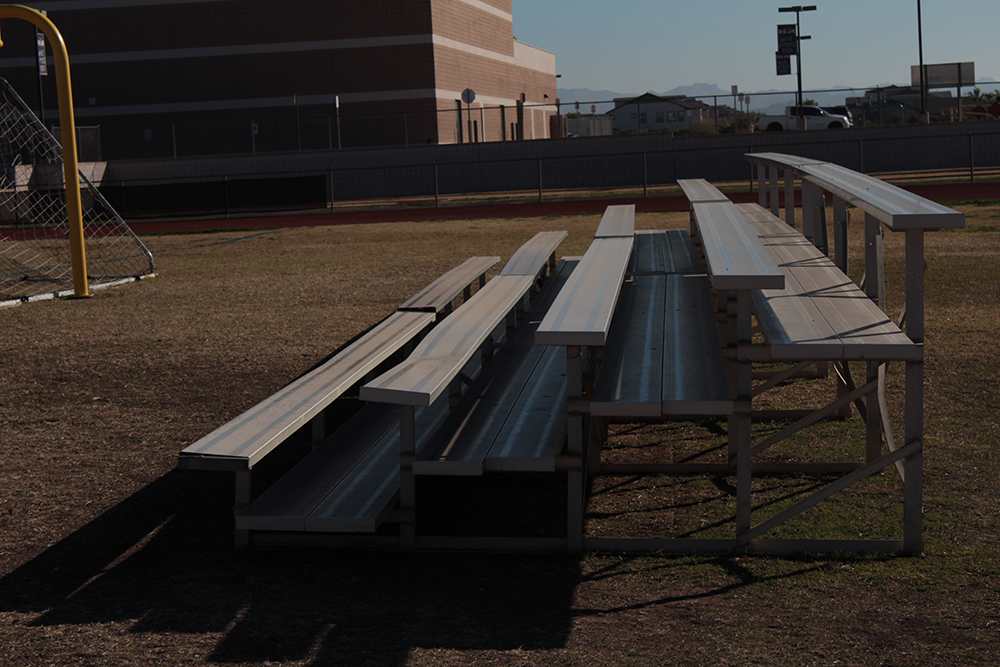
967, 87, 999, 104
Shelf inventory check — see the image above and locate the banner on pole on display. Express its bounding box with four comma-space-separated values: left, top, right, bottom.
777, 24, 797, 56
776, 53, 792, 76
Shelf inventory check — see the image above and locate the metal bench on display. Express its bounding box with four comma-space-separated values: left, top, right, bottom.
537, 198, 787, 552
497, 230, 567, 280
591, 273, 732, 419
177, 255, 499, 546
234, 234, 564, 548
592, 210, 738, 421
739, 203, 918, 362
678, 178, 732, 237
355, 230, 567, 549
533, 206, 635, 549
593, 203, 636, 238
628, 229, 702, 276
742, 154, 965, 554
399, 255, 499, 314
412, 259, 575, 477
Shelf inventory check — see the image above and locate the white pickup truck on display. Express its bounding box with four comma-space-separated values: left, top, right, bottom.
756, 105, 851, 131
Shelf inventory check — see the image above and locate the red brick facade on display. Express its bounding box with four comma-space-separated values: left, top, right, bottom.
0, 0, 556, 156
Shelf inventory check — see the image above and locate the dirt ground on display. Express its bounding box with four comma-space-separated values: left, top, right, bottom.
1, 205, 998, 666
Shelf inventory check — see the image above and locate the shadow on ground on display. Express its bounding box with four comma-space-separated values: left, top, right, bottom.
0, 470, 580, 665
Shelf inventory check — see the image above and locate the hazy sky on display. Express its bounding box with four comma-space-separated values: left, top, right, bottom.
512, 0, 999, 96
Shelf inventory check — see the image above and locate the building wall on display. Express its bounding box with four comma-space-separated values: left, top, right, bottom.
428, 1, 555, 144
611, 100, 709, 133
0, 0, 555, 155
566, 115, 613, 137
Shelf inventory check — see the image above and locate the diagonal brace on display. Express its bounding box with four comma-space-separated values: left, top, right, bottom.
752, 361, 816, 397
738, 438, 921, 545
751, 378, 878, 456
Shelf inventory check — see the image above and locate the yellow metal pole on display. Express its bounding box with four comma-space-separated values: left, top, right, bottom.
0, 5, 89, 297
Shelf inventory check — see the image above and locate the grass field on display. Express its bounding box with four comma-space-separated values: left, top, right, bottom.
1, 203, 998, 666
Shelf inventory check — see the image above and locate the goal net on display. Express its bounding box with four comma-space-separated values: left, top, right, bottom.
0, 78, 154, 305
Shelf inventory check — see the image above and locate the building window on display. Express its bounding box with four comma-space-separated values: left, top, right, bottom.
667, 111, 676, 121
656, 111, 664, 123
639, 112, 647, 124
631, 112, 637, 119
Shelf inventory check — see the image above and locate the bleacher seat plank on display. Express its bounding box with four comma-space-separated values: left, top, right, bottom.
499, 230, 567, 276
398, 256, 499, 312
302, 408, 428, 532
483, 344, 566, 471
594, 204, 636, 238
592, 274, 732, 417
536, 236, 634, 347
677, 179, 730, 204
237, 400, 449, 533
412, 260, 573, 475
660, 275, 733, 414
739, 203, 919, 361
413, 345, 566, 475
693, 201, 785, 291
361, 275, 534, 407
178, 310, 435, 471
630, 230, 702, 276
590, 274, 665, 417
236, 404, 399, 532
747, 154, 964, 230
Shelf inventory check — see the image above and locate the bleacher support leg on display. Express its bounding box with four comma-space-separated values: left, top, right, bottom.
784, 170, 796, 229
734, 290, 753, 538
399, 405, 417, 551
757, 164, 767, 207
565, 345, 585, 552
234, 470, 251, 549
903, 229, 925, 553
769, 168, 780, 216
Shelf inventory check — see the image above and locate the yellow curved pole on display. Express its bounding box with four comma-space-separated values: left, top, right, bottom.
0, 5, 89, 297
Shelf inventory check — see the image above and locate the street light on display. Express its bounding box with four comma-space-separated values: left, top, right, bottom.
917, 0, 928, 122
779, 5, 816, 130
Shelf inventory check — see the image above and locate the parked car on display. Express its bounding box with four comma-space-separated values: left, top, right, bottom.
823, 105, 854, 125
756, 105, 852, 131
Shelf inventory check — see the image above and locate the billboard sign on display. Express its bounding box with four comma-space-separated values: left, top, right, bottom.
911, 62, 975, 88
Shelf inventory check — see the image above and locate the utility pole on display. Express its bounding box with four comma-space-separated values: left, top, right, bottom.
917, 0, 928, 122
779, 5, 816, 130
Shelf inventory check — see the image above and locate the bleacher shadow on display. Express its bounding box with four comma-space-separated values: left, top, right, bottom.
0, 469, 579, 665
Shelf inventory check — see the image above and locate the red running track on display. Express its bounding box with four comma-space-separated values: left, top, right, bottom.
125, 181, 999, 235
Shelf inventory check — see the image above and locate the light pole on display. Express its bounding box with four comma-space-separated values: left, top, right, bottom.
917, 0, 928, 122
779, 5, 816, 130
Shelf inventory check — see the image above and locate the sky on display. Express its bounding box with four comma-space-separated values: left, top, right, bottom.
512, 0, 1000, 98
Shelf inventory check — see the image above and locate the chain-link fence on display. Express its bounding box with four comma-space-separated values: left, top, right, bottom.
96, 121, 1000, 220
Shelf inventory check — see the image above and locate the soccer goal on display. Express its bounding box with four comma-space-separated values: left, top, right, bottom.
0, 78, 155, 306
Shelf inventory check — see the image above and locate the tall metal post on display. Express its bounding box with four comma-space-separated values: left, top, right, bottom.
0, 5, 89, 297
779, 5, 816, 130
917, 0, 928, 122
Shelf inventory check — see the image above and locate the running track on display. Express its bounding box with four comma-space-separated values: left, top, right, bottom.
127, 182, 999, 235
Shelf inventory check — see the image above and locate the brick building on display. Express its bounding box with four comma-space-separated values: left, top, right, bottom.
0, 0, 557, 158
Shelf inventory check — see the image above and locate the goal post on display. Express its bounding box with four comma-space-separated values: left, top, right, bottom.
0, 5, 154, 305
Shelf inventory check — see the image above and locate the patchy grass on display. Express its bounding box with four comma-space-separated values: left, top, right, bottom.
1, 205, 997, 666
